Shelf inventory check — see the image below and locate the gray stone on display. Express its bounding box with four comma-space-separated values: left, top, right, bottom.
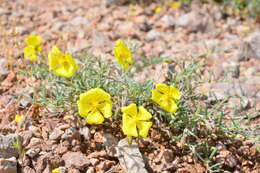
245, 66, 260, 77
0, 58, 9, 81
116, 138, 148, 173
14, 26, 30, 35
103, 133, 118, 157
146, 30, 161, 41
0, 8, 10, 15
86, 167, 95, 173
0, 134, 22, 158
70, 16, 89, 26
49, 128, 64, 140
161, 15, 175, 27
240, 32, 260, 60
209, 82, 243, 100
222, 61, 240, 78
79, 127, 90, 140
51, 22, 66, 31
26, 148, 40, 158
61, 128, 80, 140
62, 152, 90, 170
26, 138, 42, 148
175, 12, 208, 32
228, 97, 250, 111
0, 157, 17, 173
91, 32, 109, 47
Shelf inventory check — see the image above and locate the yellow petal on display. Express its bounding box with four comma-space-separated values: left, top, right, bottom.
161, 99, 178, 113
81, 88, 111, 104
52, 168, 60, 173
156, 83, 170, 94
137, 106, 152, 121
24, 34, 41, 47
137, 121, 152, 137
152, 90, 178, 113
114, 39, 133, 70
151, 90, 163, 104
169, 2, 181, 8
86, 111, 104, 124
97, 100, 112, 118
24, 46, 37, 61
15, 114, 24, 123
169, 86, 182, 100
121, 103, 137, 117
122, 114, 138, 137
77, 100, 92, 118
155, 7, 161, 14
48, 46, 62, 70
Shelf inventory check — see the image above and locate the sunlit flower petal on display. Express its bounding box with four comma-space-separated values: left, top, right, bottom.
114, 39, 133, 70
152, 83, 182, 113
24, 46, 37, 61
122, 103, 137, 117
137, 106, 152, 121
98, 100, 112, 118
24, 34, 41, 47
48, 46, 78, 78
86, 111, 105, 125
77, 88, 112, 124
156, 83, 170, 94
52, 168, 60, 173
15, 114, 24, 123
137, 121, 153, 137
122, 114, 138, 137
121, 104, 152, 138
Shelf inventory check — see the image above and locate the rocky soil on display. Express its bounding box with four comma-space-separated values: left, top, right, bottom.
0, 0, 259, 172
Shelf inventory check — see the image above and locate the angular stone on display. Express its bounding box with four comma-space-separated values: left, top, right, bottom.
117, 138, 148, 173
146, 30, 161, 41
0, 134, 22, 158
0, 157, 17, 173
61, 128, 80, 140
240, 32, 260, 60
0, 58, 9, 81
49, 128, 64, 140
62, 152, 90, 170
70, 16, 89, 26
79, 127, 90, 140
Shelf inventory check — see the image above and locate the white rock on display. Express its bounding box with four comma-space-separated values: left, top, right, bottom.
70, 16, 89, 26
116, 138, 148, 173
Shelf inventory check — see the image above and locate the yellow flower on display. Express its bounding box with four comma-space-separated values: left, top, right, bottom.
114, 39, 133, 70
23, 34, 42, 61
24, 34, 41, 47
52, 168, 60, 173
155, 7, 162, 14
15, 114, 25, 123
152, 83, 182, 113
48, 46, 78, 78
169, 2, 181, 8
77, 88, 112, 124
122, 103, 153, 137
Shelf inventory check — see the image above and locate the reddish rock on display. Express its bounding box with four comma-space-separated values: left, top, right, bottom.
62, 152, 90, 170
